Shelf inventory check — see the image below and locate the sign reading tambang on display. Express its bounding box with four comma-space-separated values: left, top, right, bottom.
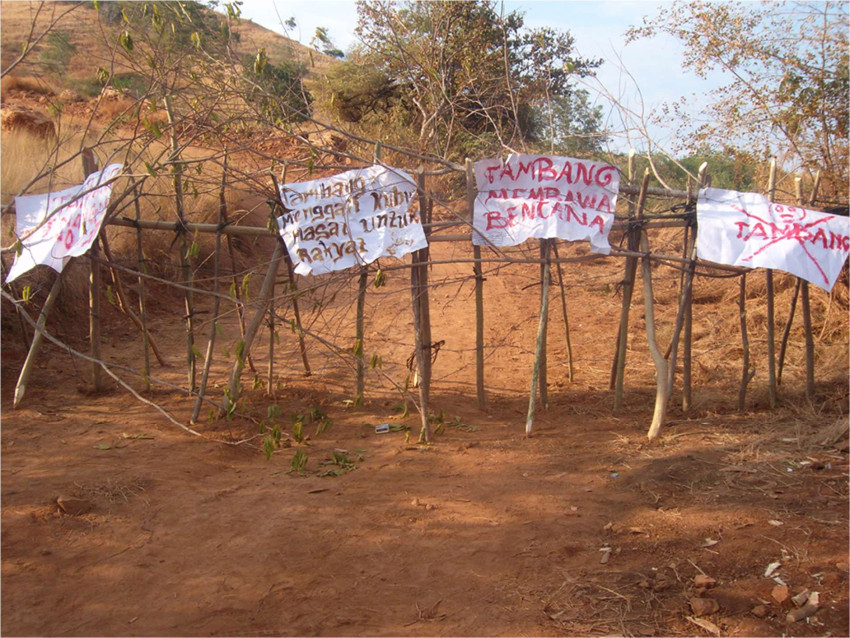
5, 163, 123, 283
277, 165, 427, 275
697, 187, 850, 291
473, 154, 619, 253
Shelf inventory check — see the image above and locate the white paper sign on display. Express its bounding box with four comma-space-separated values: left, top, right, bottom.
6, 163, 123, 283
472, 154, 619, 253
697, 187, 850, 291
277, 165, 427, 275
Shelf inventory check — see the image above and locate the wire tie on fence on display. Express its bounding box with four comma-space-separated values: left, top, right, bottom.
121, 216, 141, 229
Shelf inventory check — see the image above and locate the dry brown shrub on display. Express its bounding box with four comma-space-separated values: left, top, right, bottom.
0, 74, 54, 96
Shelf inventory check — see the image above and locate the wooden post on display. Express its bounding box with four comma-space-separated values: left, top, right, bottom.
164, 94, 196, 391
682, 164, 707, 412
224, 216, 254, 374
664, 224, 698, 406
191, 161, 227, 424
270, 170, 311, 376
738, 274, 752, 411
284, 256, 311, 376
551, 243, 574, 381
765, 158, 778, 408
638, 170, 670, 441
526, 239, 552, 436
612, 150, 641, 411
267, 276, 276, 397
796, 174, 817, 401
221, 242, 285, 416
82, 149, 104, 392
681, 220, 696, 412
801, 280, 815, 400
130, 175, 152, 389
415, 167, 433, 395
355, 266, 368, 402
353, 143, 384, 403
411, 167, 433, 442
466, 158, 486, 410
89, 240, 104, 392
537, 239, 550, 408
777, 172, 819, 387
777, 278, 801, 386
13, 271, 65, 407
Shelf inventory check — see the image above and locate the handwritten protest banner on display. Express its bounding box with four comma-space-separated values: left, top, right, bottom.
697, 187, 850, 291
6, 163, 123, 283
277, 165, 427, 276
472, 154, 619, 253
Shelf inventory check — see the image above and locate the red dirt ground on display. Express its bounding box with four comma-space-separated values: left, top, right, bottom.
2, 233, 848, 637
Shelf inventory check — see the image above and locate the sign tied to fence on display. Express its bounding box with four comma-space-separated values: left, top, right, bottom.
277, 165, 427, 276
697, 187, 850, 291
472, 154, 619, 253
6, 163, 124, 283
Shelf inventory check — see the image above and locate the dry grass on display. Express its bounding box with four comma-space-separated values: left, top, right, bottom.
0, 73, 54, 96
73, 475, 150, 506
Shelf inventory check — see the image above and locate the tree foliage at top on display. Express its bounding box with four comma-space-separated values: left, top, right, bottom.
96, 1, 310, 130
328, 0, 604, 159
311, 27, 345, 59
628, 0, 848, 202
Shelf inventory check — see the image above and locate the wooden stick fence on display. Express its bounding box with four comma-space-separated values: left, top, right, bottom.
8, 155, 842, 446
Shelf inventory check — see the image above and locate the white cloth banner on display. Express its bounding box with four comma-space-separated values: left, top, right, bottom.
697, 187, 850, 291
472, 154, 619, 253
6, 163, 123, 283
277, 165, 427, 276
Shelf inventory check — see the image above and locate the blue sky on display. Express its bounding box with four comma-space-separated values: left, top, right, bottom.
236, 0, 723, 154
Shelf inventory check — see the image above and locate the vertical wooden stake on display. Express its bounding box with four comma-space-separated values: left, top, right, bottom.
284, 255, 312, 376
352, 142, 384, 403
796, 174, 817, 401
801, 280, 815, 400
765, 158, 778, 408
612, 152, 642, 411
82, 149, 104, 393
466, 159, 486, 410
777, 278, 801, 386
164, 94, 196, 391
683, 163, 709, 411
191, 160, 227, 424
267, 170, 279, 397
551, 243, 574, 381
267, 278, 276, 397
681, 221, 696, 412
271, 170, 311, 376
415, 167, 433, 396
14, 271, 65, 407
355, 266, 368, 403
642, 226, 670, 441
89, 240, 104, 392
637, 170, 670, 441
411, 168, 432, 442
537, 239, 550, 409
665, 226, 697, 404
130, 176, 152, 389
738, 274, 752, 411
221, 243, 285, 416
526, 240, 552, 436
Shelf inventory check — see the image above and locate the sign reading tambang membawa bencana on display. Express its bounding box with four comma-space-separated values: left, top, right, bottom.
277, 165, 427, 276
473, 154, 620, 254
